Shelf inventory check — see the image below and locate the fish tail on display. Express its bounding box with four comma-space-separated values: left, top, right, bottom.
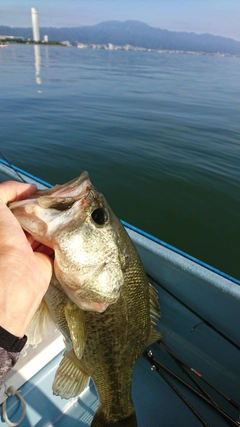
91, 409, 137, 426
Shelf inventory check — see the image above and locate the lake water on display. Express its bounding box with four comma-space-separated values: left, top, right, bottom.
0, 44, 240, 279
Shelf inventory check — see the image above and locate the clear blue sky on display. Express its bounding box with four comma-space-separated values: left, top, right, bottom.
1, 0, 240, 41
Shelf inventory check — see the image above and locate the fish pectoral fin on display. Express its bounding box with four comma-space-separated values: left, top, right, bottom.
52, 350, 89, 399
26, 299, 56, 345
64, 302, 87, 359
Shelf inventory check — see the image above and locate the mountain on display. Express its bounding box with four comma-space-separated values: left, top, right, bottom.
1, 20, 240, 54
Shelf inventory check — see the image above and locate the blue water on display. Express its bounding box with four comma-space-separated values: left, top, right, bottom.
0, 44, 240, 278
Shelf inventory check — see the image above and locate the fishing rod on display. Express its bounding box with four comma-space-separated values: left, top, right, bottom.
160, 342, 219, 408
144, 348, 240, 427
159, 341, 240, 411
144, 350, 211, 427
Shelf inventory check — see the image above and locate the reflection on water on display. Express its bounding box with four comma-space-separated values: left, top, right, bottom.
34, 44, 42, 85
44, 45, 49, 66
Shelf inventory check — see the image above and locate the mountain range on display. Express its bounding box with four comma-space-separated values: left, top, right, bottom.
1, 20, 240, 54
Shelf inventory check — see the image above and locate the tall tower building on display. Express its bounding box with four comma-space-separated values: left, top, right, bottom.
31, 8, 40, 42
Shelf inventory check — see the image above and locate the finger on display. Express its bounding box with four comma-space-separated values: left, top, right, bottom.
35, 244, 54, 256
25, 232, 54, 255
34, 252, 54, 287
0, 181, 37, 204
25, 232, 40, 250
0, 200, 27, 241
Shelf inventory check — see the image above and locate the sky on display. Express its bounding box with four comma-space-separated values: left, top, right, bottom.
1, 0, 240, 41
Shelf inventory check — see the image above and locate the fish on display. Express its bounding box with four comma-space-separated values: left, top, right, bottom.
10, 172, 162, 426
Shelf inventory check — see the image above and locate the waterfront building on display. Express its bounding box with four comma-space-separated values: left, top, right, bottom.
62, 41, 71, 47
31, 8, 40, 42
77, 43, 87, 48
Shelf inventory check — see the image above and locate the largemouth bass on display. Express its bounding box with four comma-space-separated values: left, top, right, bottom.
10, 172, 162, 426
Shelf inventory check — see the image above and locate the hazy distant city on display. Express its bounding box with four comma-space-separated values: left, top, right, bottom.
75, 42, 236, 58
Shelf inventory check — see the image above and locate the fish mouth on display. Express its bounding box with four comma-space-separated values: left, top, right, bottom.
8, 171, 95, 244
37, 171, 91, 200
9, 171, 91, 211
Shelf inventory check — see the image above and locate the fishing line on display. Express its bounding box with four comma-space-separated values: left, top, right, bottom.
147, 273, 240, 352
0, 152, 26, 183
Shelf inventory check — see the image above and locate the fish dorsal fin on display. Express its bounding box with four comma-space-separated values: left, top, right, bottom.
146, 326, 163, 347
64, 302, 87, 359
26, 300, 56, 345
146, 283, 163, 346
149, 282, 161, 324
52, 350, 89, 398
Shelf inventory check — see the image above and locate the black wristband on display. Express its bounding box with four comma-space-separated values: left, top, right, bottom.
0, 326, 27, 352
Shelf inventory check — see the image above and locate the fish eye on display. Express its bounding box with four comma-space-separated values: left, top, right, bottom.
91, 208, 108, 225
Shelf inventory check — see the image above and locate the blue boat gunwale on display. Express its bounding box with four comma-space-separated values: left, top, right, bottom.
0, 157, 239, 286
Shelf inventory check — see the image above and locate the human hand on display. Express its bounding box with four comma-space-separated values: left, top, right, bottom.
0, 181, 53, 338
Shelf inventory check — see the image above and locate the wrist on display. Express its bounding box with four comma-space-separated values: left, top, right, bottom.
0, 310, 32, 338
0, 326, 27, 352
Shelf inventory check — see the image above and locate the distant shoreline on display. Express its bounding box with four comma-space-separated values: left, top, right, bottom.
1, 38, 64, 46
3, 39, 240, 58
